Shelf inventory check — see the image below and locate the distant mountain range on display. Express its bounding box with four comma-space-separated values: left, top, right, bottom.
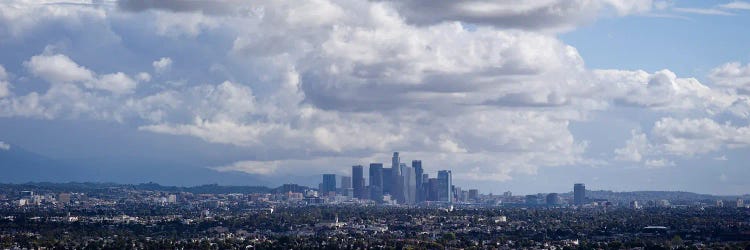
0, 182, 313, 194
0, 143, 88, 183
579, 190, 749, 201
0, 142, 287, 187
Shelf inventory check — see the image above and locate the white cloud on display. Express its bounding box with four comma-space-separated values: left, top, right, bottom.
673, 7, 734, 16
0, 65, 9, 98
152, 57, 172, 74
154, 11, 218, 37
720, 1, 750, 10
616, 117, 750, 165
24, 53, 140, 95
592, 69, 735, 114
92, 72, 138, 95
614, 130, 648, 162
212, 160, 279, 175
0, 141, 9, 150
0, 64, 7, 80
0, 0, 747, 183
0, 81, 9, 98
710, 62, 750, 91
136, 72, 151, 82
644, 158, 674, 168
25, 54, 94, 83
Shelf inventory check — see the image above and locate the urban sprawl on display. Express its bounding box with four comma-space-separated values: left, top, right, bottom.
1, 152, 749, 249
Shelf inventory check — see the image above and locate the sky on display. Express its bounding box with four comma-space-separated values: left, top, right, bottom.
1, 0, 750, 195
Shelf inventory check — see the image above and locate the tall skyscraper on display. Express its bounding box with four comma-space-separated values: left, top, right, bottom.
427, 178, 439, 201
468, 189, 479, 201
574, 183, 586, 205
391, 152, 402, 202
369, 163, 384, 202
352, 165, 365, 199
340, 176, 352, 189
401, 163, 416, 204
392, 152, 400, 169
412, 160, 423, 202
382, 167, 393, 195
438, 170, 453, 203
322, 174, 336, 195
340, 176, 353, 198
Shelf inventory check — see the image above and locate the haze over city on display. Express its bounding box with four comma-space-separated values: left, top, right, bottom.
1, 0, 750, 196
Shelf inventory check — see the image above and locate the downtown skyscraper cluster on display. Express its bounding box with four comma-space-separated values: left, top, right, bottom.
320, 152, 457, 205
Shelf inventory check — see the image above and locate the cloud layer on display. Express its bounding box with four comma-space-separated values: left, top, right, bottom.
0, 0, 748, 186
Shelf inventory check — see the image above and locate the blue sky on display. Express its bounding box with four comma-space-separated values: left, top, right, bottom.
563, 2, 750, 79
1, 0, 749, 195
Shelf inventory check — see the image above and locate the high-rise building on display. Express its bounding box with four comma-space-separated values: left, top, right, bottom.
322, 174, 337, 195
391, 152, 403, 203
546, 193, 559, 206
340, 176, 353, 198
401, 163, 416, 204
738, 198, 745, 208
427, 178, 439, 201
438, 170, 453, 203
369, 163, 384, 202
468, 189, 479, 202
352, 165, 365, 199
454, 186, 463, 202
340, 176, 352, 189
460, 190, 469, 202
392, 152, 400, 169
382, 167, 393, 195
412, 160, 424, 202
573, 183, 586, 205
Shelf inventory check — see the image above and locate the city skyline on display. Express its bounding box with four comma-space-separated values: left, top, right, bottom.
1, 1, 750, 248
1, 1, 750, 195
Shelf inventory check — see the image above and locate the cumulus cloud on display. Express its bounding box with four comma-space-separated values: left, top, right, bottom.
374, 0, 656, 32
152, 57, 172, 74
710, 62, 750, 92
615, 118, 750, 165
91, 72, 138, 95
592, 69, 735, 114
24, 53, 139, 94
136, 72, 151, 82
644, 158, 675, 168
614, 130, 649, 162
0, 65, 9, 98
25, 54, 95, 83
0, 141, 9, 150
0, 0, 747, 183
